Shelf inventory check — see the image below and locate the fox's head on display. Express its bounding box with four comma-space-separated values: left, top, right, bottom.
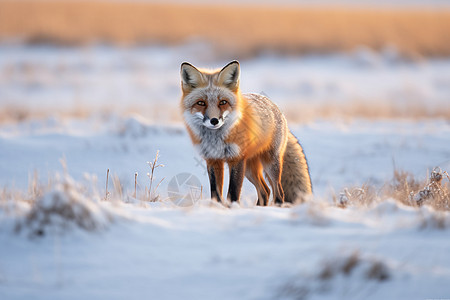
180, 61, 241, 131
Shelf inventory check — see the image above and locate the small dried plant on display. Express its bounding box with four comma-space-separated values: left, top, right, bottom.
101, 152, 165, 203
104, 168, 110, 201
335, 183, 377, 208
410, 167, 450, 210
385, 169, 423, 207
145, 150, 165, 202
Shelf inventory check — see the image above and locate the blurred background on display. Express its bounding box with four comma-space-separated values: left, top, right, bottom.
0, 0, 449, 124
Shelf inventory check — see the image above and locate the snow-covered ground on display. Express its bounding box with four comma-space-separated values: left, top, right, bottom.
1, 44, 450, 299
1, 44, 450, 122
0, 117, 449, 199
1, 116, 449, 300
1, 196, 450, 300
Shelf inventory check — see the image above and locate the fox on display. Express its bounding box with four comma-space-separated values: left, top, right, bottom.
180, 60, 312, 206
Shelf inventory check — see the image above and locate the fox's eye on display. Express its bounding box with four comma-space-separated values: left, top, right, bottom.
219, 100, 228, 105
196, 100, 206, 106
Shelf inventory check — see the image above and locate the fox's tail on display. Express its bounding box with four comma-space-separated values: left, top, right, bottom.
281, 131, 313, 203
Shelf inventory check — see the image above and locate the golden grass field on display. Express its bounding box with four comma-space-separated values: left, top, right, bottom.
0, 1, 449, 57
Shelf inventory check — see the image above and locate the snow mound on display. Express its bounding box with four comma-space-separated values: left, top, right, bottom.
289, 199, 450, 231
117, 114, 184, 138
16, 175, 114, 238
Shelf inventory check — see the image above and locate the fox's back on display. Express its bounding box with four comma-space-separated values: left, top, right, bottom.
233, 93, 289, 158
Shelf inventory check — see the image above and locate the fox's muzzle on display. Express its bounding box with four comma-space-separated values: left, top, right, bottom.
203, 116, 224, 130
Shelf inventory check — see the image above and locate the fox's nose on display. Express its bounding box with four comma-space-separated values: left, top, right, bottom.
210, 118, 219, 126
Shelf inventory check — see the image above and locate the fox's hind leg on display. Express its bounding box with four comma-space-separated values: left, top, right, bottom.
245, 158, 270, 206
263, 154, 285, 205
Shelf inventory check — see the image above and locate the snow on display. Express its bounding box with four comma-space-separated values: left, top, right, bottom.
1, 116, 450, 299
1, 44, 450, 299
1, 195, 450, 299
1, 44, 450, 122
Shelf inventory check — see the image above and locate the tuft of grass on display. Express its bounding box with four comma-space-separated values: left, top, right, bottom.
277, 251, 390, 299
341, 251, 361, 275
318, 251, 362, 281
412, 168, 450, 210
366, 260, 390, 281
14, 173, 113, 238
384, 169, 423, 207
317, 251, 391, 283
8, 152, 167, 238
101, 152, 165, 204
3, 152, 167, 238
336, 167, 450, 211
336, 184, 377, 208
3, 151, 166, 237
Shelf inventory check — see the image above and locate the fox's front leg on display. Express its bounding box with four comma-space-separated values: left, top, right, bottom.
227, 160, 246, 202
207, 160, 224, 203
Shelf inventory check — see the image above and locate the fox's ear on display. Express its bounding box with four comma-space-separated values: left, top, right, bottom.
181, 62, 204, 93
218, 60, 240, 92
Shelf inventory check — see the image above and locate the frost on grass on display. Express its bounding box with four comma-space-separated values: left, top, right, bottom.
277, 251, 390, 300
145, 150, 165, 202
1, 151, 167, 239
336, 167, 450, 212
102, 151, 165, 205
411, 167, 450, 209
14, 173, 113, 238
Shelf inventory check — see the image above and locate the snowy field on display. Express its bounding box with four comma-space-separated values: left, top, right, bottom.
1, 44, 450, 122
1, 44, 450, 299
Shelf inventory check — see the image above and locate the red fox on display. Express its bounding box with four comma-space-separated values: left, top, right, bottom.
180, 60, 312, 205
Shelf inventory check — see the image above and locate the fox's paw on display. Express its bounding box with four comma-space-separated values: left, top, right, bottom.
229, 201, 241, 209
273, 200, 283, 207
272, 201, 291, 208
281, 202, 292, 208
204, 199, 228, 209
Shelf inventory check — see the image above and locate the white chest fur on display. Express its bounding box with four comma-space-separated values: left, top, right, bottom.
184, 110, 241, 160
195, 135, 240, 160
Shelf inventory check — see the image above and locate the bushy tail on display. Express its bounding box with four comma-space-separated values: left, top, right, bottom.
281, 131, 312, 203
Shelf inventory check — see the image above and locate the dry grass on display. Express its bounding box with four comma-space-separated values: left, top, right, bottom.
318, 251, 390, 282
3, 154, 165, 237
0, 152, 167, 238
101, 152, 165, 204
282, 100, 450, 123
2, 98, 450, 126
336, 167, 450, 211
5, 170, 114, 237
0, 1, 449, 57
144, 150, 165, 202
277, 251, 390, 300
0, 105, 107, 124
